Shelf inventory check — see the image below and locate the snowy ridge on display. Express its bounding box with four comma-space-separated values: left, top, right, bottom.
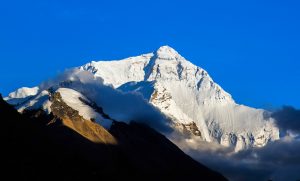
80, 53, 153, 87
6, 86, 115, 129
57, 88, 113, 129
16, 90, 52, 114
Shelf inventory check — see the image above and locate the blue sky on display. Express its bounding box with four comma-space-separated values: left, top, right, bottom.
0, 0, 299, 108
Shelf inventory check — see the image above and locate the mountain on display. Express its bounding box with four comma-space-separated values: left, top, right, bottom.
80, 46, 279, 151
5, 46, 279, 152
0, 94, 227, 180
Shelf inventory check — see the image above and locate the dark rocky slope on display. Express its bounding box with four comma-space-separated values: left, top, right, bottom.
0, 94, 227, 181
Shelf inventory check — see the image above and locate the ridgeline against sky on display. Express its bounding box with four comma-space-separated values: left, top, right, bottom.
0, 0, 299, 108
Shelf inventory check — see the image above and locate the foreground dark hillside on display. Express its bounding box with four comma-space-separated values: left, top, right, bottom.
0, 94, 227, 181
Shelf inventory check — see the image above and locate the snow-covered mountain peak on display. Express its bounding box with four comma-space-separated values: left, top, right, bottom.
154, 45, 184, 61
156, 45, 177, 54
79, 46, 279, 151
6, 46, 280, 152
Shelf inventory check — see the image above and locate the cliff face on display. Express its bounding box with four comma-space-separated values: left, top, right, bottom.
50, 92, 117, 144
0, 95, 227, 181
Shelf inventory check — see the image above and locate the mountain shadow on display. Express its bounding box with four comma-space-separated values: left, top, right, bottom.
0, 94, 227, 181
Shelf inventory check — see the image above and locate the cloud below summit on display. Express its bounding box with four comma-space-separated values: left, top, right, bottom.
15, 66, 300, 181
41, 69, 172, 133
170, 105, 300, 181
271, 106, 300, 135
171, 134, 300, 181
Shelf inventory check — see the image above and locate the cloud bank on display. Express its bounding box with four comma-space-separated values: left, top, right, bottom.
272, 106, 300, 135
169, 106, 300, 181
170, 133, 300, 181
40, 69, 172, 133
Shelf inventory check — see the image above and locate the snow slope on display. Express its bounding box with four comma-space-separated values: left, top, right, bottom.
57, 88, 113, 129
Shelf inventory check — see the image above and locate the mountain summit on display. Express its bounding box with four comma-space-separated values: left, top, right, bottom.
6, 46, 279, 152
154, 45, 183, 61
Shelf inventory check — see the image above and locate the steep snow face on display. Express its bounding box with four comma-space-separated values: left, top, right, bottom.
81, 45, 279, 151
80, 53, 153, 87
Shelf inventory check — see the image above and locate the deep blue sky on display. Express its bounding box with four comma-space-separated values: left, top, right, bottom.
0, 0, 299, 108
